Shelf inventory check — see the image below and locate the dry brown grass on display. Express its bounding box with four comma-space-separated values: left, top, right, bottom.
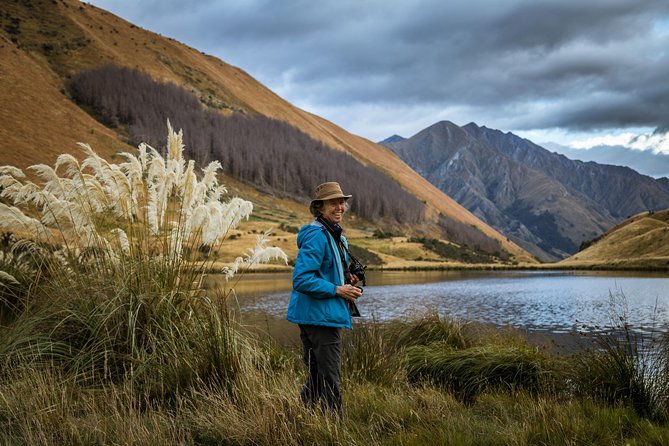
561, 211, 669, 269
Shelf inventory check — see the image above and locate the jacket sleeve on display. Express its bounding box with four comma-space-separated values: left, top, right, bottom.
292, 229, 338, 299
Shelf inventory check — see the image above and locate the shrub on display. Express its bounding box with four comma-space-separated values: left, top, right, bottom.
347, 244, 383, 266
409, 236, 494, 263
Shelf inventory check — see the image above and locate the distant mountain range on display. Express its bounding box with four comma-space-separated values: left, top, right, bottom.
381, 122, 669, 261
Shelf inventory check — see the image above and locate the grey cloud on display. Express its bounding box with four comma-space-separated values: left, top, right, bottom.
544, 142, 669, 179
87, 0, 669, 139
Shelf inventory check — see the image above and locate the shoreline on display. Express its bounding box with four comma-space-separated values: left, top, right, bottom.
206, 262, 669, 274
237, 310, 601, 355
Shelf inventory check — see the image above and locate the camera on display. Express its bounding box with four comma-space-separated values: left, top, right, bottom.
348, 259, 367, 286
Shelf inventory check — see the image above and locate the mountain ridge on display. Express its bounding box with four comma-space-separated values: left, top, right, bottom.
383, 120, 669, 261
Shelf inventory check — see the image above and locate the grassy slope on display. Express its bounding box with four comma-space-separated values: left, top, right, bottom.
560, 210, 669, 269
0, 34, 123, 169
0, 0, 534, 264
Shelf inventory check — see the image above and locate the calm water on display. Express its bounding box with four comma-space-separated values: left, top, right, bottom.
211, 270, 669, 334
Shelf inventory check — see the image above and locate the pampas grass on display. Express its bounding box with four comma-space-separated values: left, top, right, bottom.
0, 121, 286, 393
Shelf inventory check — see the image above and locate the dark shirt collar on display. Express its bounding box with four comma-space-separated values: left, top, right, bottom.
316, 216, 343, 242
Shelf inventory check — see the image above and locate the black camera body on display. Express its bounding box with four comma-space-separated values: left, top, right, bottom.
348, 260, 366, 286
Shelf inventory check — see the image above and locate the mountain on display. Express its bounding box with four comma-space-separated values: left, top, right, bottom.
462, 123, 669, 218
379, 135, 406, 145
382, 121, 669, 261
560, 210, 669, 270
0, 0, 533, 263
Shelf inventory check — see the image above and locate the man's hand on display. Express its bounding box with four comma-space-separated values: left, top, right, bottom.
336, 284, 362, 301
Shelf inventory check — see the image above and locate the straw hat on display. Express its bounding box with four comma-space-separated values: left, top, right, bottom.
310, 182, 352, 204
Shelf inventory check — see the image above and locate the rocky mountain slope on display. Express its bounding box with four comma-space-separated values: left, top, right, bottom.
382, 121, 669, 261
0, 0, 533, 262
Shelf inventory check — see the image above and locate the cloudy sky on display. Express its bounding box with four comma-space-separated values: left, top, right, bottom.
86, 0, 669, 173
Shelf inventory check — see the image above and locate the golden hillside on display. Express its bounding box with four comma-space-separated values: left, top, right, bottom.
560, 210, 669, 269
0, 0, 533, 262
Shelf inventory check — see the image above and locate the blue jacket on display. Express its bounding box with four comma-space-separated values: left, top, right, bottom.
286, 220, 352, 328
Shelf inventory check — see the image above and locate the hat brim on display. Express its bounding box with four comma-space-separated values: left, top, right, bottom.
311, 193, 352, 204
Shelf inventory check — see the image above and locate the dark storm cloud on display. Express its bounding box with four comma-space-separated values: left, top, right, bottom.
86, 0, 669, 138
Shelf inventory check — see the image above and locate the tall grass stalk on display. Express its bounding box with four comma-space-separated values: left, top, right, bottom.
573, 290, 669, 421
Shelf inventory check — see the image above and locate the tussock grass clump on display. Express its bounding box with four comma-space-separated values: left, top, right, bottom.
342, 320, 404, 386
387, 311, 471, 349
342, 312, 471, 386
405, 343, 560, 403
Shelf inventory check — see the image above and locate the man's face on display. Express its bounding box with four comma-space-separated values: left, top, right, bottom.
322, 198, 347, 224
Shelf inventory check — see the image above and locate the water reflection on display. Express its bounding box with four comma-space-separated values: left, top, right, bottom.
210, 270, 669, 334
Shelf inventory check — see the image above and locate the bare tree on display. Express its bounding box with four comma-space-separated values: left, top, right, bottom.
70, 65, 425, 224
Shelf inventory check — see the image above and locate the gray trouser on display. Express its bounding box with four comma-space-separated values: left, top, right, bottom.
298, 324, 342, 416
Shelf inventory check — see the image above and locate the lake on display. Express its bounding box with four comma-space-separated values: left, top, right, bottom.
210, 270, 669, 336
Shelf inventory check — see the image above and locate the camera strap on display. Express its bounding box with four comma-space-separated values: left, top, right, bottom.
316, 216, 350, 277
316, 216, 362, 317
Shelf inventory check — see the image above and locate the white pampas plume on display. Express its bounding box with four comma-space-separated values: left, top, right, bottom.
0, 203, 51, 240
166, 120, 185, 164
0, 166, 26, 178
247, 231, 288, 265
146, 147, 166, 184
0, 272, 20, 291
111, 228, 131, 255
222, 231, 287, 279
208, 184, 228, 203
80, 173, 109, 213
78, 142, 109, 177
29, 164, 66, 197
54, 154, 81, 178
180, 159, 197, 210
201, 160, 222, 190
106, 166, 134, 219
221, 197, 253, 233
118, 152, 145, 205
0, 271, 19, 286
165, 121, 185, 192
147, 185, 160, 235
137, 143, 150, 172
222, 256, 243, 279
